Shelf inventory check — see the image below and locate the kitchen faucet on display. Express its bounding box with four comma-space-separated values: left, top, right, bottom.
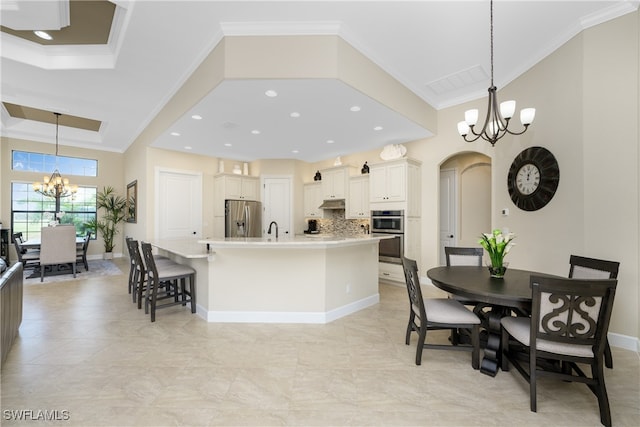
267, 221, 279, 239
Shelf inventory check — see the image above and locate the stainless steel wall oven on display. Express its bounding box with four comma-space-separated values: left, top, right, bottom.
371, 210, 404, 264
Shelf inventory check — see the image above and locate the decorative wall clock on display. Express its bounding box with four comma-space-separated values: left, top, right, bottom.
507, 146, 559, 211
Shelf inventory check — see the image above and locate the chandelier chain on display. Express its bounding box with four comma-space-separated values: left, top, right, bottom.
490, 0, 494, 86
32, 112, 77, 214
54, 112, 60, 156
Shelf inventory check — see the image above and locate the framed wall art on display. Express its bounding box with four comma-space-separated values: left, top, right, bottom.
126, 180, 137, 223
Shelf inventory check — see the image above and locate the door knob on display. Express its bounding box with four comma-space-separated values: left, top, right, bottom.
448, 235, 454, 238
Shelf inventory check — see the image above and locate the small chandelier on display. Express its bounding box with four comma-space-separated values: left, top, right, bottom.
457, 0, 536, 146
33, 113, 78, 205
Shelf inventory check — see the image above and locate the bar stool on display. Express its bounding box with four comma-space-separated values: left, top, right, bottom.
126, 237, 172, 307
141, 242, 196, 322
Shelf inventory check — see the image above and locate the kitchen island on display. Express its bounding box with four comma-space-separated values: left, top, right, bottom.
150, 235, 386, 323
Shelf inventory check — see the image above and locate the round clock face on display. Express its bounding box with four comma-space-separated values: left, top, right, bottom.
507, 147, 559, 211
516, 163, 540, 195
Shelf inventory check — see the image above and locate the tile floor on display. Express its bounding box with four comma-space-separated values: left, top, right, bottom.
1, 258, 639, 426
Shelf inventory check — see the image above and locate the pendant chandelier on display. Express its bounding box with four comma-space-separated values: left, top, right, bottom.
457, 0, 535, 146
32, 113, 78, 211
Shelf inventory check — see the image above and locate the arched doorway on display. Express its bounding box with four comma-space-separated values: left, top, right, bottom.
439, 153, 491, 265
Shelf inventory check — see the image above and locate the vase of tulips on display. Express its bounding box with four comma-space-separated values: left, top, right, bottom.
479, 229, 515, 278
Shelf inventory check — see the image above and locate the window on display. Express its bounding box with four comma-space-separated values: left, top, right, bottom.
10, 150, 98, 240
12, 150, 97, 177
11, 182, 97, 241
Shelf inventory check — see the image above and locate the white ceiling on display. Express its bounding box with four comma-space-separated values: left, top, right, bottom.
1, 0, 637, 162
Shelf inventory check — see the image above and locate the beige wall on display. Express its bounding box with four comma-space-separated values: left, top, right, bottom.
582, 12, 639, 340
0, 137, 124, 258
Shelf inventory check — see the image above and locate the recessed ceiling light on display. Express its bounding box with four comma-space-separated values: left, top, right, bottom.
184, 146, 192, 150
251, 130, 261, 135
265, 90, 278, 97
292, 150, 299, 154
34, 30, 52, 40
290, 112, 300, 118
224, 143, 232, 147
350, 106, 361, 112
191, 115, 202, 120
326, 139, 335, 144
170, 132, 181, 136
373, 126, 384, 131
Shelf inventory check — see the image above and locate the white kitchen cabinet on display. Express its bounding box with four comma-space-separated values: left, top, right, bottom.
378, 262, 404, 283
303, 182, 323, 218
214, 174, 260, 216
347, 176, 369, 219
217, 174, 259, 200
369, 158, 421, 216
320, 166, 350, 199
369, 161, 406, 202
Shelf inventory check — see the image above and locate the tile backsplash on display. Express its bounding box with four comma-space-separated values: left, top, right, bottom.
314, 210, 370, 236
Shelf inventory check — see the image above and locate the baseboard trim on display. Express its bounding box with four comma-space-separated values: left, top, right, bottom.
198, 293, 380, 324
608, 332, 639, 352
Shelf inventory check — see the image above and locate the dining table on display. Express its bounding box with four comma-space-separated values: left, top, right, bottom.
426, 265, 558, 377
21, 236, 86, 249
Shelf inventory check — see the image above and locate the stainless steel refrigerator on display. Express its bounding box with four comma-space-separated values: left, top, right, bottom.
225, 200, 262, 237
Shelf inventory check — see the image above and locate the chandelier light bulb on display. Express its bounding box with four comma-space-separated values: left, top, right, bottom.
457, 121, 470, 136
464, 109, 479, 126
520, 108, 536, 125
500, 100, 516, 119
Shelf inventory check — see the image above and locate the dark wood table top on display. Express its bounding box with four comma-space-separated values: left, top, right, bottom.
426, 266, 557, 310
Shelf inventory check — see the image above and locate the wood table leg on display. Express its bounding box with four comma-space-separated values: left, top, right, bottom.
480, 306, 510, 377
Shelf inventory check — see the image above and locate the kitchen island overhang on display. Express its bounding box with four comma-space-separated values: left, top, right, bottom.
150, 235, 389, 324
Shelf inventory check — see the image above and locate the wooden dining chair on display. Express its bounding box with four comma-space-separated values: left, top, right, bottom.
444, 247, 484, 304
568, 255, 619, 369
444, 246, 489, 343
444, 246, 483, 267
75, 231, 91, 272
12, 233, 40, 270
401, 256, 480, 369
501, 275, 618, 427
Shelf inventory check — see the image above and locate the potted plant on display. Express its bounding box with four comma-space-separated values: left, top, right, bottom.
87, 186, 127, 259
478, 229, 516, 278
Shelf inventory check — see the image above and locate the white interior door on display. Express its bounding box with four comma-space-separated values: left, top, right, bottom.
262, 177, 291, 237
156, 169, 202, 239
439, 168, 457, 265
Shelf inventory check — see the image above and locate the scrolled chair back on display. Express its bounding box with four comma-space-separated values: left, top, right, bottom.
531, 275, 617, 352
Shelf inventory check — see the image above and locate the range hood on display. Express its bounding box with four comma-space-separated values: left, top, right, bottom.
318, 199, 346, 209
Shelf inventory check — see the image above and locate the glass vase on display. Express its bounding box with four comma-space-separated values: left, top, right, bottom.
488, 262, 508, 278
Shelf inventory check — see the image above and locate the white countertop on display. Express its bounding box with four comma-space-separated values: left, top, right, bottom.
199, 234, 390, 249
148, 238, 210, 259
150, 234, 390, 258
